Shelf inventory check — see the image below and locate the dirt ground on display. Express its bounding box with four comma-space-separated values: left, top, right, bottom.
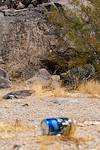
0, 83, 100, 150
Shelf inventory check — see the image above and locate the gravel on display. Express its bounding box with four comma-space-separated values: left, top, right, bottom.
0, 87, 100, 150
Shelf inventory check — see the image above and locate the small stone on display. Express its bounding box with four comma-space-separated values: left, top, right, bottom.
0, 76, 11, 88
13, 144, 21, 150
17, 2, 25, 9
22, 103, 29, 107
51, 75, 60, 81
27, 4, 34, 9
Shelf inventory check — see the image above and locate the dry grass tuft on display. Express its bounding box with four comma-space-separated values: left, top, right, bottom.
0, 120, 34, 139
61, 135, 94, 146
78, 80, 100, 98
36, 124, 94, 149
35, 123, 77, 146
60, 123, 94, 147
32, 81, 68, 97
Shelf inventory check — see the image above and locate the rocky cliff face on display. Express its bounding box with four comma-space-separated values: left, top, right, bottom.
0, 7, 57, 79
0, 0, 100, 88
42, 0, 100, 88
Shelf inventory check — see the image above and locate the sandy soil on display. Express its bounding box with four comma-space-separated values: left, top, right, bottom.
0, 84, 100, 150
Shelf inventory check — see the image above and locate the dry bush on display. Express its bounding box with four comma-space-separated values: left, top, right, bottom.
78, 80, 100, 98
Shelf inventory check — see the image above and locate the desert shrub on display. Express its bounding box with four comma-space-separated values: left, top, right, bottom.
46, 0, 100, 79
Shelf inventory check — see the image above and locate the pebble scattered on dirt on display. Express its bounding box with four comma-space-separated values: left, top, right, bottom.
0, 85, 100, 150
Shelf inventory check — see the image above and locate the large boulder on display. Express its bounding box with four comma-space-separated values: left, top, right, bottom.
27, 68, 51, 88
3, 90, 32, 99
50, 74, 61, 89
0, 6, 57, 79
27, 68, 62, 90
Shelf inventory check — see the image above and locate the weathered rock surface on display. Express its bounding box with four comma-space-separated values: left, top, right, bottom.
0, 0, 99, 89
27, 68, 51, 88
35, 68, 51, 79
3, 0, 50, 9
50, 74, 61, 89
0, 56, 4, 64
17, 2, 25, 9
3, 90, 32, 99
0, 67, 9, 79
27, 68, 62, 90
0, 76, 10, 88
0, 67, 10, 88
0, 7, 57, 79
